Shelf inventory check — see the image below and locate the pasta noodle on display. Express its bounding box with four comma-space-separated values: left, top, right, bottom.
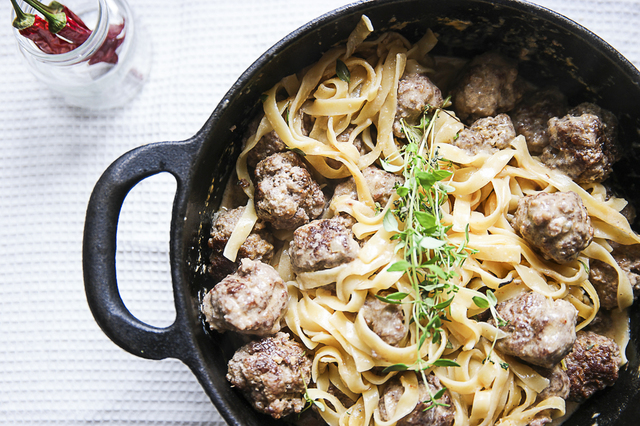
210, 16, 638, 426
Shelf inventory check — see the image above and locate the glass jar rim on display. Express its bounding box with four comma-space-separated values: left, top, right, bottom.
12, 0, 111, 65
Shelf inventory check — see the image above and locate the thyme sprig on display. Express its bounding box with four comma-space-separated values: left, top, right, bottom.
378, 106, 476, 412
381, 105, 471, 374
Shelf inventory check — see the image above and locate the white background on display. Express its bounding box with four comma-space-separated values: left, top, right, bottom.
1, 0, 638, 424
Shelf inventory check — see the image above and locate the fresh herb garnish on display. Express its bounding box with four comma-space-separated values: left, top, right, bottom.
336, 59, 351, 83
472, 289, 508, 327
300, 366, 324, 415
381, 106, 474, 401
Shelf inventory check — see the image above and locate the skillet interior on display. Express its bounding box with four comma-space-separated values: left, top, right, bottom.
181, 1, 640, 425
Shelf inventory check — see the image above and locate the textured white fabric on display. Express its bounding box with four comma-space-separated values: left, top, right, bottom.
0, 0, 638, 424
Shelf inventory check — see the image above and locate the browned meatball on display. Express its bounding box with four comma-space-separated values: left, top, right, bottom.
541, 103, 620, 183
493, 292, 577, 369
202, 259, 288, 336
324, 125, 369, 169
535, 364, 571, 401
451, 52, 524, 122
254, 152, 325, 230
207, 206, 274, 281
393, 73, 444, 138
610, 242, 640, 298
361, 293, 407, 346
588, 259, 619, 310
337, 124, 368, 155
378, 374, 455, 426
513, 191, 593, 264
525, 364, 570, 426
246, 130, 288, 170
333, 166, 404, 207
452, 113, 516, 155
289, 216, 360, 272
510, 87, 568, 154
564, 330, 621, 402
209, 206, 274, 260
226, 332, 312, 419
569, 102, 619, 147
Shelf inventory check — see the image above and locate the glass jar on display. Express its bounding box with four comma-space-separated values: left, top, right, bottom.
12, 0, 151, 109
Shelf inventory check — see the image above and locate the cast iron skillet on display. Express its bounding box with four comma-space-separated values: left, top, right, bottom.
83, 0, 640, 425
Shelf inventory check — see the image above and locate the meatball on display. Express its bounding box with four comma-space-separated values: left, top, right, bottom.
588, 259, 619, 310
527, 413, 553, 426
452, 113, 516, 155
535, 364, 571, 401
209, 206, 274, 260
202, 259, 288, 336
226, 332, 312, 419
609, 242, 640, 298
493, 292, 578, 369
332, 166, 404, 207
541, 104, 620, 183
289, 216, 360, 272
246, 130, 288, 169
378, 374, 455, 426
513, 191, 594, 264
510, 87, 568, 154
451, 52, 524, 122
207, 206, 274, 282
254, 151, 326, 230
564, 330, 621, 402
361, 293, 407, 346
526, 364, 571, 426
393, 73, 444, 138
569, 102, 618, 147
337, 124, 368, 155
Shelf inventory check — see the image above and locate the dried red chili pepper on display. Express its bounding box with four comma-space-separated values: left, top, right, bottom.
23, 0, 92, 45
13, 0, 125, 65
50, 1, 90, 31
11, 0, 76, 54
88, 22, 124, 65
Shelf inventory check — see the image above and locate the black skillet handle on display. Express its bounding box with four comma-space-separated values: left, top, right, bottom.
83, 140, 198, 360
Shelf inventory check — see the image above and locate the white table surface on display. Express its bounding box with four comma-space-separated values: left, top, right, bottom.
1, 0, 638, 424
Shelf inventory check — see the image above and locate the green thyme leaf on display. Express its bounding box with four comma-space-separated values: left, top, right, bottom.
486, 289, 498, 306
376, 292, 409, 304
419, 236, 447, 250
383, 209, 400, 233
336, 59, 351, 83
287, 147, 306, 156
415, 211, 437, 229
473, 296, 490, 310
432, 170, 453, 181
380, 158, 404, 173
387, 260, 411, 272
432, 388, 447, 400
434, 296, 454, 310
382, 363, 410, 373
431, 359, 460, 367
396, 185, 411, 197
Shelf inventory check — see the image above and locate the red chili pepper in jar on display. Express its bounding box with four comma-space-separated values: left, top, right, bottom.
10, 0, 76, 54
88, 22, 125, 65
23, 0, 92, 45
